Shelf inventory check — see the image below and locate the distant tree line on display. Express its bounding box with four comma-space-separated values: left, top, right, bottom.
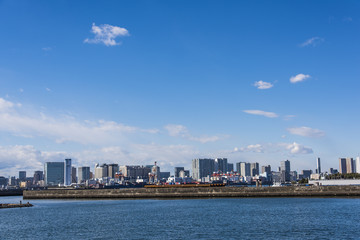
326, 173, 360, 180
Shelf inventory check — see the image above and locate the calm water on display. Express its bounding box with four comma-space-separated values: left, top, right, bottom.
1, 196, 360, 239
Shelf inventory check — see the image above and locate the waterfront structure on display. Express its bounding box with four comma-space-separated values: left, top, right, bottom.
192, 158, 215, 181
339, 158, 354, 174
316, 157, 321, 174
44, 162, 64, 186
78, 167, 90, 184
108, 164, 119, 178
19, 171, 26, 181
64, 159, 72, 186
174, 167, 185, 178
95, 163, 108, 179
250, 162, 259, 177
215, 158, 228, 173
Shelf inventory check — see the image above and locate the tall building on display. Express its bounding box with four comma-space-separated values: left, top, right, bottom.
339, 158, 347, 174
239, 162, 251, 177
95, 163, 108, 179
64, 159, 72, 186
78, 167, 90, 184
316, 157, 321, 174
250, 162, 259, 177
192, 158, 215, 181
227, 163, 234, 172
339, 158, 354, 174
280, 160, 291, 182
108, 164, 119, 178
215, 158, 228, 173
356, 157, 360, 174
33, 171, 43, 184
119, 165, 151, 181
261, 165, 271, 175
19, 171, 26, 181
71, 167, 77, 183
44, 162, 64, 186
174, 167, 185, 178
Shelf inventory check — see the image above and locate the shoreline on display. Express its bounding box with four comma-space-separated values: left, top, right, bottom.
23, 185, 360, 199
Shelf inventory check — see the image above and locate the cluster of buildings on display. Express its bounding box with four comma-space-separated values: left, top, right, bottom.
1, 156, 360, 189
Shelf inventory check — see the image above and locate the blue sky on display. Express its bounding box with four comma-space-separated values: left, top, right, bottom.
0, 0, 359, 176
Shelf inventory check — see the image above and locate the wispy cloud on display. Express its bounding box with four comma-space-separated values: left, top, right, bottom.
46, 88, 51, 92
164, 124, 224, 143
290, 73, 310, 83
84, 23, 130, 46
243, 110, 278, 118
42, 47, 52, 51
287, 126, 325, 138
300, 37, 324, 47
0, 97, 157, 145
232, 142, 313, 155
343, 17, 353, 22
253, 81, 273, 89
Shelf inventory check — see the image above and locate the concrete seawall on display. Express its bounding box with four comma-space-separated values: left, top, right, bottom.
23, 185, 360, 199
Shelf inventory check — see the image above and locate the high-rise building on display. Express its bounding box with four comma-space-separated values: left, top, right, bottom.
280, 160, 291, 182
119, 165, 151, 181
227, 163, 234, 172
64, 159, 72, 186
44, 162, 64, 186
174, 167, 185, 178
215, 158, 228, 173
95, 163, 108, 179
339, 158, 354, 174
108, 164, 119, 178
339, 158, 347, 174
192, 158, 215, 181
240, 162, 251, 177
316, 157, 321, 174
19, 171, 26, 181
33, 171, 43, 184
78, 167, 90, 184
250, 162, 259, 177
261, 165, 271, 175
71, 167, 77, 183
356, 157, 360, 174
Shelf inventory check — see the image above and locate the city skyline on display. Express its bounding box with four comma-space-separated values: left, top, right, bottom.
0, 1, 359, 176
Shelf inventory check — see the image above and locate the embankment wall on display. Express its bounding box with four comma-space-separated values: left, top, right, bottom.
23, 185, 360, 199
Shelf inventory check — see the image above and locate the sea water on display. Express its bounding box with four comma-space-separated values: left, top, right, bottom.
1, 196, 360, 239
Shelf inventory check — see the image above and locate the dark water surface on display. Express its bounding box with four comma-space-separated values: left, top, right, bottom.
1, 196, 360, 239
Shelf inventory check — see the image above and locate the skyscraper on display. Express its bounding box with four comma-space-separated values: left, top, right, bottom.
64, 158, 72, 186
280, 160, 291, 182
78, 167, 90, 184
339, 158, 354, 174
192, 158, 215, 181
250, 162, 259, 177
316, 157, 321, 174
44, 162, 64, 186
71, 167, 77, 183
215, 158, 228, 173
240, 162, 251, 177
339, 158, 347, 174
108, 164, 119, 178
95, 163, 108, 179
19, 171, 26, 181
356, 157, 360, 174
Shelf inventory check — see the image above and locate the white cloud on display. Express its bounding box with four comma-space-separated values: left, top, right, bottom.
0, 143, 198, 176
280, 142, 313, 154
253, 81, 274, 89
164, 124, 223, 143
243, 110, 278, 118
84, 23, 129, 46
0, 98, 157, 145
287, 126, 325, 138
46, 88, 51, 92
233, 144, 264, 153
300, 37, 324, 47
289, 73, 311, 83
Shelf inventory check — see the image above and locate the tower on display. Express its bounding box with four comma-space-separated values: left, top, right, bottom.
64, 158, 72, 186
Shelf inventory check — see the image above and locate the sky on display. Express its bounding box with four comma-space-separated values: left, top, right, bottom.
0, 0, 359, 177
